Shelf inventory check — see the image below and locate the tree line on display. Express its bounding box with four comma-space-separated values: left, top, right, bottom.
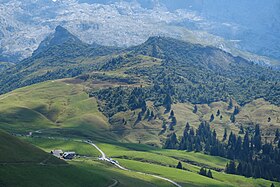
164, 122, 280, 181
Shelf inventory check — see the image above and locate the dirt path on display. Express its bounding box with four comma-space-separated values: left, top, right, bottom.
87, 141, 182, 187
107, 179, 118, 187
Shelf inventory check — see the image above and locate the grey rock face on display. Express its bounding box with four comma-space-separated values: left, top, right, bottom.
0, 0, 279, 66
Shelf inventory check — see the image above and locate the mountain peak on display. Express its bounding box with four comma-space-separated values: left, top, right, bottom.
33, 25, 82, 56
55, 25, 68, 33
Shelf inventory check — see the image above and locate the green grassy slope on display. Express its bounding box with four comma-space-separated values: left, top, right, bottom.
0, 130, 169, 187
25, 136, 280, 187
0, 130, 108, 187
0, 80, 116, 141
0, 80, 279, 186
0, 130, 61, 164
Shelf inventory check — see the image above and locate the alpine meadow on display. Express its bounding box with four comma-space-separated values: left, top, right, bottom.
0, 1, 280, 187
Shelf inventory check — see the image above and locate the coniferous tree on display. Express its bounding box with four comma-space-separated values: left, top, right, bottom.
185, 122, 190, 132
236, 162, 243, 175
235, 136, 242, 158
171, 116, 177, 125
268, 117, 271, 122
228, 99, 233, 110
150, 111, 155, 119
163, 94, 172, 112
199, 167, 207, 176
141, 102, 147, 113
164, 133, 178, 149
189, 127, 195, 136
176, 161, 183, 169
243, 131, 250, 155
254, 165, 261, 178
254, 125, 262, 152
239, 125, 245, 134
207, 169, 213, 178
210, 114, 215, 122
195, 137, 202, 152
193, 105, 198, 113
233, 106, 240, 115
220, 115, 223, 120
216, 109, 220, 116
274, 129, 280, 143
245, 163, 252, 177
230, 114, 236, 123
222, 128, 227, 142
271, 183, 275, 187
226, 161, 236, 174
169, 110, 174, 118
144, 109, 150, 119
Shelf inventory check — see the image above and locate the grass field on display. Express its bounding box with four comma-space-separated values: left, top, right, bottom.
0, 131, 172, 187
24, 136, 280, 187
0, 80, 118, 141
1, 80, 280, 187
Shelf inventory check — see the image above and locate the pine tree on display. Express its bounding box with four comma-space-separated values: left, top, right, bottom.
254, 165, 261, 178
220, 115, 223, 120
225, 163, 229, 173
164, 133, 178, 149
170, 110, 174, 118
271, 183, 275, 187
195, 137, 202, 152
163, 94, 172, 112
150, 111, 155, 119
239, 125, 244, 134
222, 128, 227, 142
274, 129, 280, 143
245, 163, 252, 177
171, 116, 177, 126
207, 169, 213, 178
176, 161, 183, 169
216, 109, 220, 116
268, 117, 271, 122
230, 114, 236, 123
233, 106, 240, 115
254, 125, 262, 152
235, 136, 242, 158
193, 105, 198, 113
199, 167, 207, 176
144, 109, 150, 119
185, 122, 190, 132
236, 162, 243, 175
225, 161, 236, 174
210, 114, 215, 122
243, 131, 250, 154
228, 98, 233, 110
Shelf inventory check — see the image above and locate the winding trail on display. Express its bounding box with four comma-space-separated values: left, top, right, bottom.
107, 179, 118, 187
87, 142, 182, 187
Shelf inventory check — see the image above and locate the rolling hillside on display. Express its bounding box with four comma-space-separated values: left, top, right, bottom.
0, 130, 107, 187
0, 80, 115, 141
0, 26, 280, 186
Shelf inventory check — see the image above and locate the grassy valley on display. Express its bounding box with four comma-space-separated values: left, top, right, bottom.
0, 27, 280, 186
0, 79, 279, 186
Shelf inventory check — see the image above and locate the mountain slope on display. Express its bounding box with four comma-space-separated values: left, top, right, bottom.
0, 130, 107, 187
32, 25, 84, 56
0, 80, 115, 141
0, 26, 120, 94
95, 36, 280, 108
0, 130, 62, 164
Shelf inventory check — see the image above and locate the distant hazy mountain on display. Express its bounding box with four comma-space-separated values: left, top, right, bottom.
0, 0, 279, 67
